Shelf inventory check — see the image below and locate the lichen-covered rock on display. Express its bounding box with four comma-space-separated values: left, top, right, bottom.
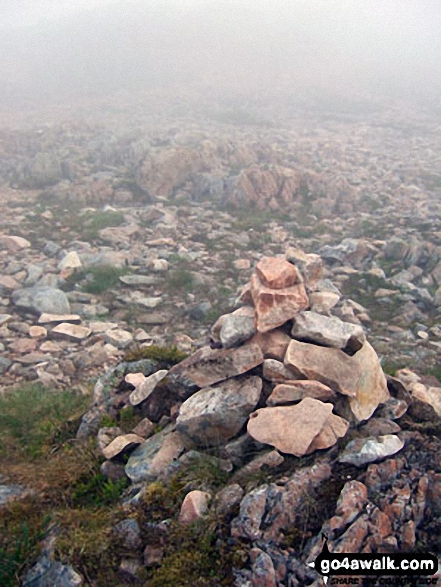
176, 376, 262, 445
169, 343, 264, 388
339, 435, 405, 467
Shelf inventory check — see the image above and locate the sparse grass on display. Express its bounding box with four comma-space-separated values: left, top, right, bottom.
124, 344, 189, 366
63, 264, 129, 294
166, 268, 194, 292
0, 503, 52, 587
0, 384, 89, 459
0, 385, 130, 586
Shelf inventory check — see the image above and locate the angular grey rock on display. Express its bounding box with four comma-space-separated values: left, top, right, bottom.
21, 555, 83, 587
125, 428, 187, 483
220, 308, 256, 348
291, 311, 365, 351
176, 376, 262, 445
339, 435, 405, 467
12, 286, 71, 315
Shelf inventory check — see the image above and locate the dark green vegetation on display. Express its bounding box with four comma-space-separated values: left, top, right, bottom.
0, 385, 128, 586
0, 384, 89, 459
124, 344, 189, 366
20, 201, 126, 244
63, 264, 129, 294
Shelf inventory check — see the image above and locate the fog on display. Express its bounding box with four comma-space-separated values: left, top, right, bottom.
1, 0, 441, 111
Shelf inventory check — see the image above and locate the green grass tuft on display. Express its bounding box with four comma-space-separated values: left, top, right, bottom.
0, 384, 89, 459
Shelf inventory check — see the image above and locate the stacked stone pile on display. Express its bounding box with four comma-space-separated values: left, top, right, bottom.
85, 252, 399, 487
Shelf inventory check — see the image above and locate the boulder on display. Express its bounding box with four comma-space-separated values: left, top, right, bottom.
38, 313, 81, 324
250, 274, 309, 333
176, 376, 262, 445
58, 251, 82, 271
285, 340, 389, 421
285, 248, 324, 285
291, 311, 365, 351
0, 235, 31, 252
125, 428, 187, 483
169, 343, 264, 388
105, 329, 133, 349
102, 434, 145, 460
219, 306, 256, 348
12, 286, 71, 315
246, 329, 291, 361
51, 323, 91, 341
247, 398, 348, 457
309, 291, 340, 313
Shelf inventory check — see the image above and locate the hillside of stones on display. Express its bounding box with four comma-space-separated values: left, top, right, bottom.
0, 143, 441, 386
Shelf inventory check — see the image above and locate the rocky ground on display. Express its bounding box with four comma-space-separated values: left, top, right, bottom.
0, 99, 441, 586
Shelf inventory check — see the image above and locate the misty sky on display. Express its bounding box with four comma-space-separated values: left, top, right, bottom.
1, 0, 440, 108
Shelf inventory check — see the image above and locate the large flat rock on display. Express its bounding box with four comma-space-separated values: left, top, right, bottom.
247, 397, 346, 456
285, 339, 389, 421
12, 286, 71, 315
291, 311, 365, 351
169, 343, 264, 388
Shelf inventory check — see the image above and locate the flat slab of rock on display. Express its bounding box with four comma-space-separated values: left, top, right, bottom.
120, 274, 161, 286
176, 376, 262, 445
0, 235, 31, 252
169, 343, 264, 388
102, 434, 145, 460
267, 380, 337, 405
255, 256, 302, 289
285, 339, 389, 421
52, 323, 91, 341
12, 286, 71, 315
129, 369, 168, 406
38, 313, 81, 324
250, 274, 309, 333
247, 397, 347, 456
291, 311, 365, 351
339, 435, 405, 467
